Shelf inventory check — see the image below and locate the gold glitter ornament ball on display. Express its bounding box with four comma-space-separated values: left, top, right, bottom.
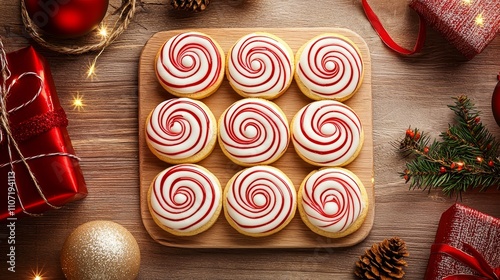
60, 221, 140, 280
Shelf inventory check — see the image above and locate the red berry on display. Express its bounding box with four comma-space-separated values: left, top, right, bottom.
403, 174, 409, 181
450, 162, 456, 169
439, 167, 446, 174
457, 162, 464, 171
488, 160, 495, 167
406, 129, 414, 138
414, 133, 421, 141
474, 117, 481, 123
423, 147, 429, 154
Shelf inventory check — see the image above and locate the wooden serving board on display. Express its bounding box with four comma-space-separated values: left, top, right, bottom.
139, 28, 374, 248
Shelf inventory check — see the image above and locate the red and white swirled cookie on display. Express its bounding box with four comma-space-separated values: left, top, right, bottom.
155, 32, 225, 99
298, 167, 368, 238
218, 98, 290, 166
226, 32, 294, 100
291, 100, 363, 167
295, 34, 364, 101
146, 98, 217, 164
224, 166, 297, 237
148, 164, 222, 236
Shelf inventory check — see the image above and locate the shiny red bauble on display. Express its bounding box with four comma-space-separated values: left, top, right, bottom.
492, 74, 500, 127
24, 0, 109, 38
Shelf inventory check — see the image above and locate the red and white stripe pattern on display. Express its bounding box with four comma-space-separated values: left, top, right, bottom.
292, 100, 363, 166
296, 34, 363, 100
225, 166, 296, 235
219, 98, 289, 165
156, 32, 223, 94
227, 33, 293, 98
301, 168, 365, 233
146, 98, 214, 160
150, 164, 221, 233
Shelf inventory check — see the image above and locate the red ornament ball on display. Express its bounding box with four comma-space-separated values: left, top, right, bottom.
24, 0, 109, 38
492, 74, 500, 127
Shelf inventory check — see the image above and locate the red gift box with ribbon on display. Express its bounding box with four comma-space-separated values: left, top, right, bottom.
410, 0, 500, 59
362, 0, 500, 59
425, 204, 500, 280
0, 45, 87, 220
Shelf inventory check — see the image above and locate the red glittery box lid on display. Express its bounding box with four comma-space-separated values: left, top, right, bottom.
424, 203, 500, 279
409, 0, 500, 59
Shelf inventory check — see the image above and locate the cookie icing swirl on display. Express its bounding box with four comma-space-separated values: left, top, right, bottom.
227, 33, 293, 97
156, 32, 223, 94
147, 98, 214, 160
292, 100, 362, 166
297, 35, 363, 100
225, 166, 296, 234
150, 164, 221, 232
219, 98, 290, 165
301, 168, 364, 233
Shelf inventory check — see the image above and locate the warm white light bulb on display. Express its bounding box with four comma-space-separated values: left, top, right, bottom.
98, 26, 108, 38
72, 93, 85, 111
87, 62, 97, 79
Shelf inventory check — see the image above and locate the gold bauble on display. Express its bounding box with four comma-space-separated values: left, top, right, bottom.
60, 221, 140, 280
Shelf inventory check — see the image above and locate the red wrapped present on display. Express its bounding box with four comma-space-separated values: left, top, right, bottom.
425, 203, 500, 280
0, 45, 87, 220
362, 0, 499, 59
410, 0, 500, 59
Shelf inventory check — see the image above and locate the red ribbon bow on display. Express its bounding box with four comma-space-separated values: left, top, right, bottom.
431, 243, 500, 280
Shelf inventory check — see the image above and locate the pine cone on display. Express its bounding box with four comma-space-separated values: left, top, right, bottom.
354, 237, 409, 280
171, 0, 211, 11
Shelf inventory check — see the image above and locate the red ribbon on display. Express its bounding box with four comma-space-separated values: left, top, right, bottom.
10, 108, 68, 142
361, 0, 427, 55
431, 243, 500, 280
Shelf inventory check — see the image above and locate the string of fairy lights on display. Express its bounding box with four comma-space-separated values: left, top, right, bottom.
72, 21, 118, 111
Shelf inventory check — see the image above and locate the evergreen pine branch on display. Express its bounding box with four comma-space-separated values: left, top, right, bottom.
396, 95, 500, 196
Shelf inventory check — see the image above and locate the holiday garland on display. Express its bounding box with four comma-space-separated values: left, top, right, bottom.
397, 95, 500, 195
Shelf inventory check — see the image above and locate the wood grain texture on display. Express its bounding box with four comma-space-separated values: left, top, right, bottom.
138, 28, 374, 248
0, 0, 499, 279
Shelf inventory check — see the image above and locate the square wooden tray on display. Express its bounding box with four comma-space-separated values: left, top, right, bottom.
139, 28, 374, 248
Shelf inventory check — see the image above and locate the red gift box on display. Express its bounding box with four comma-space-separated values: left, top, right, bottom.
0, 46, 87, 219
425, 203, 500, 279
409, 0, 500, 59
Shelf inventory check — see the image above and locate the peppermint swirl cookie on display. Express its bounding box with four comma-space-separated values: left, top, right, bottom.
155, 32, 225, 99
218, 98, 290, 166
148, 164, 222, 236
146, 98, 217, 164
298, 167, 368, 238
224, 166, 297, 237
295, 34, 364, 101
291, 100, 363, 167
227, 32, 294, 100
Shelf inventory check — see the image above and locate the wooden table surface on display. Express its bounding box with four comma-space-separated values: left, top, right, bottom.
1, 0, 499, 279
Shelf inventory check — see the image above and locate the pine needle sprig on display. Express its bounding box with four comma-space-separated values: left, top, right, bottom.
397, 95, 500, 196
